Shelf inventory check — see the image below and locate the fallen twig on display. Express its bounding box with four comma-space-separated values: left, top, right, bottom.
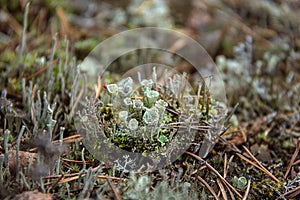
43, 165, 126, 184
241, 145, 280, 183
242, 179, 251, 200
62, 158, 92, 164
284, 139, 300, 179
216, 178, 227, 200
185, 151, 242, 198
197, 176, 219, 200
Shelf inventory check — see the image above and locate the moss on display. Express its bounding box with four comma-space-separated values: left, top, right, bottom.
251, 178, 285, 198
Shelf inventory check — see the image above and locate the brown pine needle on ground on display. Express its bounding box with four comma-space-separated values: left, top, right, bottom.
185, 151, 243, 198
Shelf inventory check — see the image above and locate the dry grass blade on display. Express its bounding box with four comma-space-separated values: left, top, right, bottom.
62, 158, 92, 164
284, 139, 300, 178
55, 174, 78, 184
236, 152, 281, 185
236, 153, 264, 170
223, 153, 227, 178
216, 178, 227, 200
185, 151, 242, 198
197, 176, 219, 200
43, 165, 126, 184
51, 134, 83, 145
47, 174, 64, 190
25, 61, 57, 80
242, 145, 280, 183
57, 174, 125, 184
29, 134, 83, 152
94, 76, 102, 99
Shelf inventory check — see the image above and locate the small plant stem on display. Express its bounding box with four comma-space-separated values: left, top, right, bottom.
47, 33, 57, 81
40, 177, 45, 193
3, 129, 10, 168
81, 148, 86, 170
0, 155, 4, 190
70, 67, 80, 111
18, 2, 30, 74
56, 127, 65, 174
20, 171, 31, 190
16, 125, 26, 183
80, 168, 92, 198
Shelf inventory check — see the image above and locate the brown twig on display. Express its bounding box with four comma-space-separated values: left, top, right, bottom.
236, 152, 281, 186
25, 61, 58, 81
223, 153, 227, 178
26, 66, 47, 80
241, 145, 280, 183
242, 179, 251, 200
60, 134, 83, 143
216, 178, 227, 200
47, 173, 64, 190
51, 174, 125, 184
30, 134, 83, 152
197, 176, 219, 200
185, 151, 242, 198
44, 165, 125, 184
284, 139, 300, 178
62, 158, 92, 164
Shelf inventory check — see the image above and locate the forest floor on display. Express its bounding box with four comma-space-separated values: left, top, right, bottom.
0, 0, 300, 199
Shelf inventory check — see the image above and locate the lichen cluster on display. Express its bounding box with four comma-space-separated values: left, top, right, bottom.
101, 75, 176, 154
83, 67, 227, 161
